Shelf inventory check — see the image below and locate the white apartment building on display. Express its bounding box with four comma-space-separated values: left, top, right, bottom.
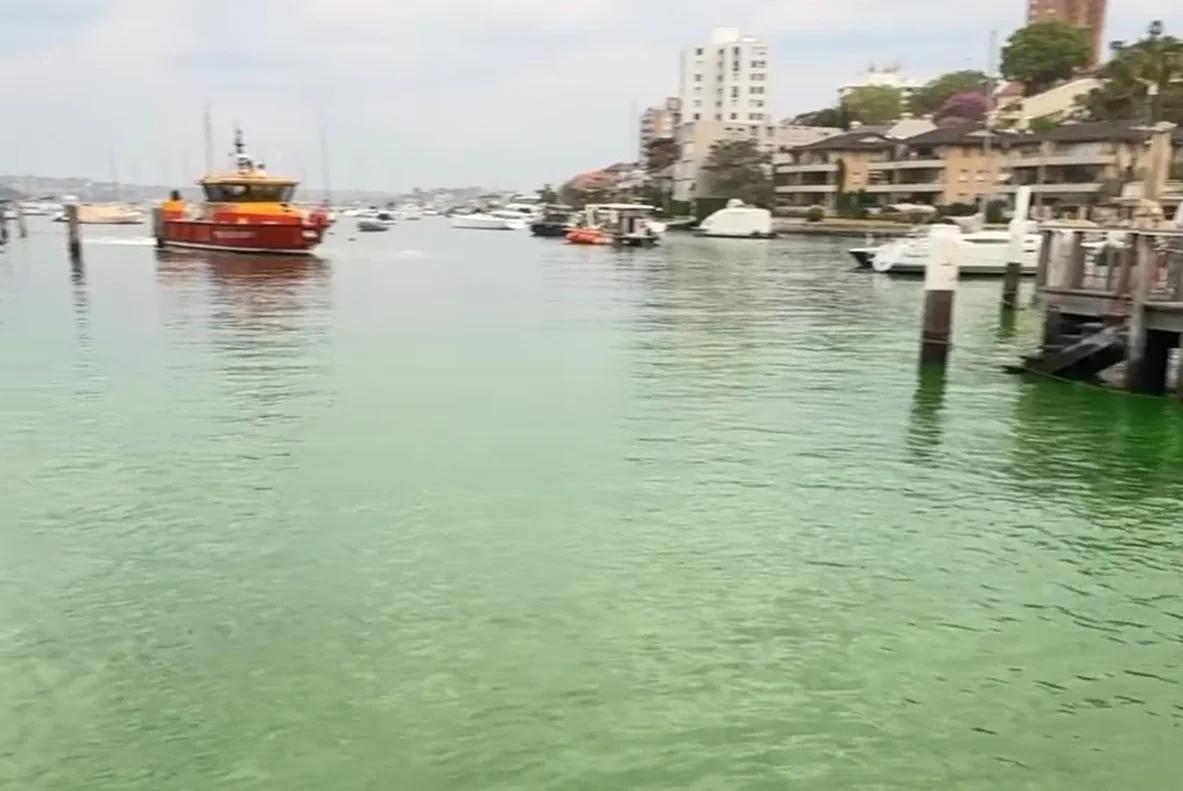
838, 66, 923, 105
674, 27, 773, 201
679, 27, 773, 128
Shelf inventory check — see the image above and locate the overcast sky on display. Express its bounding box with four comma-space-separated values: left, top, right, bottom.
1, 0, 1179, 193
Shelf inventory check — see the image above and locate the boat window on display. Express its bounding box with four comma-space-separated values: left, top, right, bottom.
202, 183, 296, 202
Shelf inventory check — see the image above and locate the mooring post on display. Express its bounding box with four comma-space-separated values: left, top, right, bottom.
0, 203, 9, 245
1002, 187, 1031, 311
16, 205, 27, 238
66, 204, 82, 261
919, 227, 960, 368
151, 206, 164, 248
1126, 232, 1157, 392
1032, 228, 1052, 306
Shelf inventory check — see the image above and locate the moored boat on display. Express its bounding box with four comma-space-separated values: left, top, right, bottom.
156, 129, 331, 255
695, 199, 775, 238
451, 211, 527, 231
530, 205, 575, 237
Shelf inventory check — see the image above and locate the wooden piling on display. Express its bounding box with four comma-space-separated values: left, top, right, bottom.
1125, 233, 1157, 392
1032, 228, 1052, 306
919, 229, 960, 368
0, 203, 8, 245
16, 206, 27, 238
66, 204, 82, 261
1002, 187, 1031, 312
151, 206, 164, 248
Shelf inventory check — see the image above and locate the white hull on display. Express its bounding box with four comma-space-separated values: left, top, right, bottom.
871, 230, 1041, 277
451, 214, 526, 231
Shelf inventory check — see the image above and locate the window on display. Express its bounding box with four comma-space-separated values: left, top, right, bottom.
715, 113, 721, 120
751, 73, 766, 81
693, 112, 700, 120
730, 113, 738, 120
753, 100, 764, 108
694, 73, 701, 82
203, 182, 295, 202
731, 87, 739, 98
733, 46, 740, 56
958, 170, 969, 183
750, 86, 765, 94
750, 113, 763, 120
695, 47, 703, 55
694, 99, 702, 107
751, 60, 766, 68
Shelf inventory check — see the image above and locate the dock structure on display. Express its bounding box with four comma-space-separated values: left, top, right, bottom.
1023, 225, 1183, 395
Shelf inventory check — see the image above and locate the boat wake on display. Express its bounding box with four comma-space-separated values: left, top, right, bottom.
84, 237, 157, 247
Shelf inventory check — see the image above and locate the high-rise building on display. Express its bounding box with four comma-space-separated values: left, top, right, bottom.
639, 97, 681, 160
1026, 0, 1107, 67
673, 28, 773, 201
679, 27, 772, 128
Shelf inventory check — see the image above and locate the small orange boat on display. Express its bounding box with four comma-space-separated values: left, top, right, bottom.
566, 227, 612, 245
156, 129, 331, 255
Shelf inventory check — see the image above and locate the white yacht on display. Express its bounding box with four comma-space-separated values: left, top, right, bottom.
695, 199, 774, 239
451, 210, 527, 231
870, 227, 1042, 276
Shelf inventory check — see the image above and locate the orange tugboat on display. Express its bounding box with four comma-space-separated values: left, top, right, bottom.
156, 129, 331, 255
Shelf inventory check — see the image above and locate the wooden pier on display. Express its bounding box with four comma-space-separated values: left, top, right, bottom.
1024, 225, 1183, 395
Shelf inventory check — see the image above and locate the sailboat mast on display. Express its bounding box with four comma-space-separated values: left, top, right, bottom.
981, 29, 997, 217
203, 105, 214, 173
320, 123, 332, 206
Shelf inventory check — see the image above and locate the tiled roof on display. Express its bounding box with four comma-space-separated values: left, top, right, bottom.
903, 123, 1021, 147
1021, 120, 1159, 144
793, 127, 894, 151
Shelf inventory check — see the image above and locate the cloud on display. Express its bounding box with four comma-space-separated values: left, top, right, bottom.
1, 0, 1180, 192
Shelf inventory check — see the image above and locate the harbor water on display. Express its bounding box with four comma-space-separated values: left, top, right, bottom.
2, 219, 1182, 789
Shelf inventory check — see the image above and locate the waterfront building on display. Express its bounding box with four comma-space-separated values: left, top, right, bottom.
639, 97, 682, 160
1026, 0, 1107, 67
673, 27, 773, 201
838, 66, 923, 105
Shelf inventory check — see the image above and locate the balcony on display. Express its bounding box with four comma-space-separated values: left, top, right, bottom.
1000, 182, 1103, 194
863, 183, 943, 194
868, 159, 944, 171
774, 162, 839, 174
775, 184, 838, 194
1007, 154, 1117, 168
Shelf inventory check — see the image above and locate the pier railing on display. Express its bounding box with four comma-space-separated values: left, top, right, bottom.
1032, 225, 1183, 394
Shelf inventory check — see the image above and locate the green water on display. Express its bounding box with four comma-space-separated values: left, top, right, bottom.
2, 219, 1182, 789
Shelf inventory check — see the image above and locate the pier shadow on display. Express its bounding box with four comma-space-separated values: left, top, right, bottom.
907, 367, 948, 462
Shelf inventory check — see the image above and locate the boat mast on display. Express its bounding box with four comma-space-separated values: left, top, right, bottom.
319, 122, 332, 206
203, 105, 214, 174
981, 29, 997, 219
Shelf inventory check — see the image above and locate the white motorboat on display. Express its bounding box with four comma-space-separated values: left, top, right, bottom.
695, 199, 775, 238
358, 211, 397, 232
53, 202, 145, 225
451, 211, 527, 231
871, 228, 1042, 276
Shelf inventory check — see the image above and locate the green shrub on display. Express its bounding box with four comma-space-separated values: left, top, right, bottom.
806, 206, 825, 222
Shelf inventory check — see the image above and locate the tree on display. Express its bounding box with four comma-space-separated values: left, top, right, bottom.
537, 183, 558, 203
1080, 21, 1183, 123
791, 107, 848, 129
934, 91, 989, 125
1001, 21, 1091, 95
644, 137, 678, 175
910, 70, 989, 116
840, 86, 903, 125
700, 139, 772, 206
